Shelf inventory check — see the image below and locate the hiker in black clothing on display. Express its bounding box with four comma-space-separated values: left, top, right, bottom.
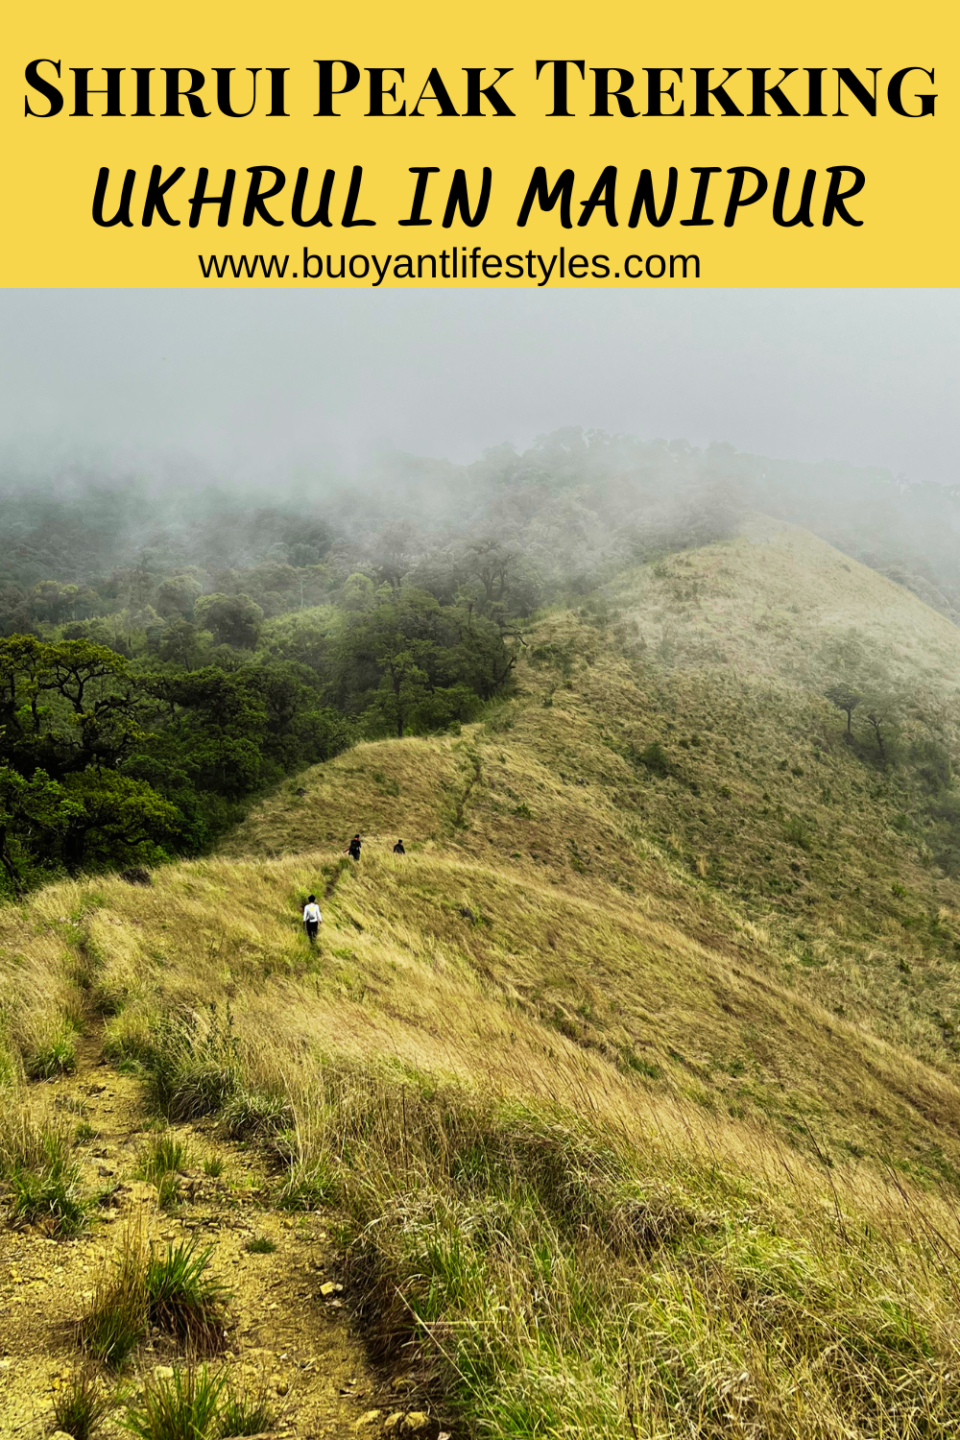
346, 834, 362, 861
393, 839, 405, 854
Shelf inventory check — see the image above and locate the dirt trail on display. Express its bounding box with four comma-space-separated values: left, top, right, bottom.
0, 1043, 434, 1440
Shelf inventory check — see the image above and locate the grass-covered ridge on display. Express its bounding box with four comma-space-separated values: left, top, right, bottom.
5, 517, 960, 1437
2, 849, 960, 1437
228, 519, 960, 1088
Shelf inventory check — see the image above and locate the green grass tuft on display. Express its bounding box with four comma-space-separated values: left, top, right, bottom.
138, 1131, 190, 1182
0, 1112, 87, 1236
81, 1233, 149, 1368
82, 1233, 230, 1367
217, 1386, 275, 1436
52, 1369, 112, 1440
121, 1367, 271, 1440
156, 1172, 182, 1211
123, 1365, 225, 1440
144, 1239, 231, 1352
243, 1235, 277, 1254
23, 1021, 78, 1080
276, 1156, 337, 1211
137, 1130, 191, 1211
221, 1087, 293, 1141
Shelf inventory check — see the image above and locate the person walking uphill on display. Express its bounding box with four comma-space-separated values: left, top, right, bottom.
303, 894, 322, 943
346, 834, 362, 862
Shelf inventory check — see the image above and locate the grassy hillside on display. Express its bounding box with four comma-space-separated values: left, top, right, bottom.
227, 518, 960, 1087
616, 514, 960, 692
4, 518, 960, 1439
4, 845, 960, 1438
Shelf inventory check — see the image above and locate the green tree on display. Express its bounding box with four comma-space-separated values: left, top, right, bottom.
57, 771, 181, 872
259, 606, 338, 674
157, 620, 205, 670
0, 767, 67, 894
0, 764, 182, 891
336, 587, 516, 738
144, 667, 269, 798
194, 593, 264, 649
338, 588, 446, 737
0, 636, 148, 778
826, 683, 862, 739
155, 574, 203, 622
342, 573, 375, 613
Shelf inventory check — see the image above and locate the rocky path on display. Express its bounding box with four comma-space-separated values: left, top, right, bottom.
0, 1047, 438, 1440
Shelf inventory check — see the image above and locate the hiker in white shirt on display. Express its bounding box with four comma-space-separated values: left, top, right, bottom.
303, 894, 322, 944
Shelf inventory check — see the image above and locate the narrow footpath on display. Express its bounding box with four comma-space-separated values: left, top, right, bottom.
0, 1040, 440, 1440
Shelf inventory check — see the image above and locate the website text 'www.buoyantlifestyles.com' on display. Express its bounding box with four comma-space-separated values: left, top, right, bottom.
196, 246, 701, 285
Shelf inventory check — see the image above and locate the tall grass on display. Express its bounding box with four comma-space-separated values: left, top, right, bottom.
274, 1058, 960, 1440
0, 1107, 87, 1235
82, 1231, 230, 1367
146, 1009, 242, 1121
51, 1369, 111, 1440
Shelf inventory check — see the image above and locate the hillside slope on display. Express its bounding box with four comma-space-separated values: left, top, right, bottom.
226, 518, 960, 1087
5, 518, 960, 1438
616, 514, 960, 692
4, 841, 960, 1435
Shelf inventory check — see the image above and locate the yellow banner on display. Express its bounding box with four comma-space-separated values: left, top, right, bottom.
3, 0, 955, 287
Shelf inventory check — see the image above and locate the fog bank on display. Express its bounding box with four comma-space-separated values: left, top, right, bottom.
0, 288, 955, 485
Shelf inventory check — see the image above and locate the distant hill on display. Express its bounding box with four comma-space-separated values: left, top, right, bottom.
617, 515, 960, 694
4, 428, 960, 628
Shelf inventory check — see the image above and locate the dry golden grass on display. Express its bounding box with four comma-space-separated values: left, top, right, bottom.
616, 514, 960, 696
225, 551, 960, 1090
6, 518, 960, 1434
4, 840, 960, 1434
4, 838, 960, 1190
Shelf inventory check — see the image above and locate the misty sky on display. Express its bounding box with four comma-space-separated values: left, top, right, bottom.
0, 288, 955, 486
